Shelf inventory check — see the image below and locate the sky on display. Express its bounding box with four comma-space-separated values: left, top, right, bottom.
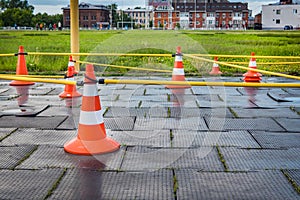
28, 0, 277, 16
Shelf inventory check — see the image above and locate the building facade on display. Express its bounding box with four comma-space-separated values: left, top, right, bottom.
152, 0, 249, 29
123, 8, 153, 29
62, 2, 109, 29
262, 3, 300, 29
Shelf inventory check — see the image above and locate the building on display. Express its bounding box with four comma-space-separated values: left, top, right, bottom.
62, 2, 110, 29
151, 0, 249, 29
262, 2, 300, 29
123, 8, 153, 29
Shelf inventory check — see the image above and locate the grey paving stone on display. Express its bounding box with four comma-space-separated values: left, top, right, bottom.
176, 170, 299, 200
172, 130, 260, 148
105, 107, 168, 118
0, 105, 49, 117
121, 146, 222, 171
134, 117, 208, 131
109, 130, 171, 147
267, 90, 300, 102
250, 94, 299, 108
0, 145, 37, 169
0, 169, 64, 200
1, 128, 77, 147
104, 117, 135, 131
0, 116, 67, 129
145, 88, 173, 95
17, 145, 124, 170
0, 128, 16, 141
46, 87, 65, 95
205, 117, 285, 131
274, 118, 300, 132
236, 87, 272, 96
50, 169, 174, 200
37, 105, 81, 117
221, 147, 300, 171
170, 107, 233, 118
56, 116, 77, 130
251, 131, 300, 149
101, 100, 140, 108
232, 107, 300, 118
129, 95, 167, 102
0, 88, 9, 94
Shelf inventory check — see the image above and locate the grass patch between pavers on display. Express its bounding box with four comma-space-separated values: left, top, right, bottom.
216, 145, 229, 172
282, 170, 300, 195
44, 168, 68, 200
10, 145, 38, 170
228, 107, 239, 118
172, 169, 178, 200
0, 128, 18, 142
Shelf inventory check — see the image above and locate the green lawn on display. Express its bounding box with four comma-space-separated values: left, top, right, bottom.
0, 30, 299, 76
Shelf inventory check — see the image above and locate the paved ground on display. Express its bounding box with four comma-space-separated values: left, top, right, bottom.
0, 76, 300, 199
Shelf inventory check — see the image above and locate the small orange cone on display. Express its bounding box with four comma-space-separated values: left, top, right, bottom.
166, 46, 191, 89
10, 46, 34, 86
64, 64, 120, 155
59, 56, 82, 98
243, 52, 262, 82
209, 57, 222, 75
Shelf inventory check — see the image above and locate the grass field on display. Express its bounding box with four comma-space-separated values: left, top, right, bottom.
0, 30, 299, 76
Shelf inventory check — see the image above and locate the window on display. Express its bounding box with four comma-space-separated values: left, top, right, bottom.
196, 13, 200, 18
276, 9, 281, 15
91, 16, 96, 20
157, 13, 161, 18
276, 19, 280, 24
83, 16, 88, 20
293, 9, 298, 14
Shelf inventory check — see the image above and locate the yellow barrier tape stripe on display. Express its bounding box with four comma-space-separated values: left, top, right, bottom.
4, 74, 64, 79
27, 52, 172, 57
0, 75, 76, 85
0, 53, 15, 57
226, 62, 300, 65
190, 54, 300, 59
104, 79, 300, 88
185, 54, 300, 81
77, 60, 173, 73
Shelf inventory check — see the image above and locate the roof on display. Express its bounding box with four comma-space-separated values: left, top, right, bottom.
62, 2, 108, 11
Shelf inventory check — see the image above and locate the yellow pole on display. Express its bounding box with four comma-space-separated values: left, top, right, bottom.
70, 0, 80, 72
103, 79, 300, 88
0, 75, 76, 85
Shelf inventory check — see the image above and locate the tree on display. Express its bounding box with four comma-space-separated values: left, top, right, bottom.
0, 0, 34, 26
107, 3, 118, 28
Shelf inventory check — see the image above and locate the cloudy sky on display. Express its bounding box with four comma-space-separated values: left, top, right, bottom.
28, 0, 277, 16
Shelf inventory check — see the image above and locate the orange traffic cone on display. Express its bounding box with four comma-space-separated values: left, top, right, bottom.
209, 57, 222, 75
64, 64, 120, 155
10, 46, 34, 86
166, 46, 191, 89
243, 52, 262, 82
59, 56, 82, 98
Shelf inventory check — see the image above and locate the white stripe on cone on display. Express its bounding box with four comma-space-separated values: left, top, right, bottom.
249, 60, 256, 67
79, 110, 104, 125
173, 68, 185, 75
83, 84, 99, 96
175, 56, 183, 62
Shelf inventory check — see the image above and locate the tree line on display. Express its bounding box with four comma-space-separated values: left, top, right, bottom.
0, 0, 62, 27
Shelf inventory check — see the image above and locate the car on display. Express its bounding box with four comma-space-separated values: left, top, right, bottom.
284, 25, 293, 30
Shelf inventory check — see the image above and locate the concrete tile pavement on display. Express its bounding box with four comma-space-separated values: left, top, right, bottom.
0, 77, 299, 199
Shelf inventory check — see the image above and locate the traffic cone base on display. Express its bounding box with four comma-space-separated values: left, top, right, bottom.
10, 80, 34, 86
243, 52, 262, 83
209, 57, 222, 75
64, 137, 120, 155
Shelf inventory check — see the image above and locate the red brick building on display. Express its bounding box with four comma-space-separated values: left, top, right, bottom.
153, 1, 249, 29
62, 2, 109, 29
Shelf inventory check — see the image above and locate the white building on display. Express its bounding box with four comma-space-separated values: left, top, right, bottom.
262, 3, 300, 29
123, 8, 153, 29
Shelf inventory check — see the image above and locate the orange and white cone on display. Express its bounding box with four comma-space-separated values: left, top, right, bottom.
10, 46, 35, 86
166, 46, 191, 89
59, 56, 82, 98
209, 57, 222, 75
243, 52, 262, 82
64, 64, 120, 155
